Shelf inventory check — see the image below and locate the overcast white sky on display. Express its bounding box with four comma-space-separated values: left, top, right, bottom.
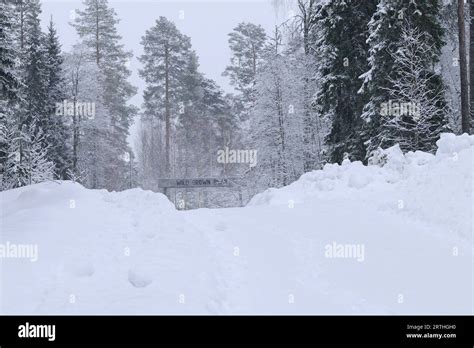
39, 0, 291, 148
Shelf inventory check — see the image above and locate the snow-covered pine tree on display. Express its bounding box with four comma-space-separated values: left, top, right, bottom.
377, 23, 448, 153
72, 0, 137, 190
315, 0, 376, 163
139, 16, 195, 180
138, 17, 241, 206
222, 22, 267, 125
360, 0, 446, 155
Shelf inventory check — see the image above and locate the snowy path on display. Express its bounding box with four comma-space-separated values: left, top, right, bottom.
0, 182, 471, 314
1, 134, 472, 314
186, 198, 471, 314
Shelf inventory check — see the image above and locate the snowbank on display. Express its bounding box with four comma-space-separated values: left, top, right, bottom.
0, 181, 220, 314
248, 133, 473, 239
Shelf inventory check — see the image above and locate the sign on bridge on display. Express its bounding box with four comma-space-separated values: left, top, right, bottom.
158, 178, 243, 209
158, 178, 236, 189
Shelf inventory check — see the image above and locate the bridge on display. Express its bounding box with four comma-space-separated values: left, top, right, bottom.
158, 177, 243, 209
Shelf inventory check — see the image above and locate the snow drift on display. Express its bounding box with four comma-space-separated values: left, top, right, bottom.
249, 133, 473, 240
0, 133, 472, 314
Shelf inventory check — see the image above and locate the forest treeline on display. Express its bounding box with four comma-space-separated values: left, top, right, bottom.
0, 0, 471, 207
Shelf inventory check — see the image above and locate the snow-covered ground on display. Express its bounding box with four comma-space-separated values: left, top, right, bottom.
1, 133, 472, 314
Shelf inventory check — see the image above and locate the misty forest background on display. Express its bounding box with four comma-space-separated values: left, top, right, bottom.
0, 0, 472, 208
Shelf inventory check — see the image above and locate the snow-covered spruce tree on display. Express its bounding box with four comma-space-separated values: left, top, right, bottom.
0, 0, 21, 187
377, 24, 448, 153
12, 0, 26, 51
20, 0, 48, 132
8, 11, 71, 183
360, 0, 446, 155
222, 22, 267, 125
314, 0, 376, 163
3, 0, 55, 188
0, 0, 20, 101
1, 121, 22, 189
72, 0, 137, 190
0, 105, 23, 189
21, 124, 55, 186
2, 124, 54, 189
44, 17, 71, 179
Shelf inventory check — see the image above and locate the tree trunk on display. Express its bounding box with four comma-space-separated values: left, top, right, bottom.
298, 0, 320, 171
72, 100, 78, 173
470, 0, 474, 132
95, 0, 100, 64
72, 67, 80, 174
164, 43, 171, 176
458, 0, 470, 133
19, 0, 25, 50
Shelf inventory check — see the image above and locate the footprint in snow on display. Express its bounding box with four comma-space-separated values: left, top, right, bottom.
128, 268, 153, 288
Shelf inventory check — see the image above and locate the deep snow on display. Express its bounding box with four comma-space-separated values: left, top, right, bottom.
0, 133, 472, 314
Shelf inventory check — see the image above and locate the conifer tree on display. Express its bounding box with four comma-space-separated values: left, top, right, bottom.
139, 16, 195, 178
360, 0, 446, 155
223, 22, 267, 123
44, 17, 70, 178
72, 0, 136, 190
315, 0, 376, 163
